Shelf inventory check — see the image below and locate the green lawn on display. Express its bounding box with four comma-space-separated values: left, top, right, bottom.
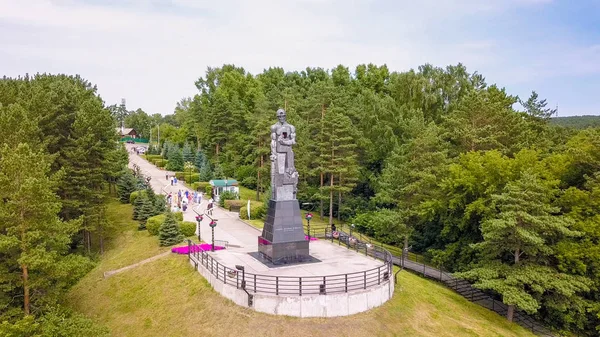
66, 199, 536, 337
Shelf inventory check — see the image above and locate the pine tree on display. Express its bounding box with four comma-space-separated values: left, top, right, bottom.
0, 143, 93, 316
138, 196, 155, 230
182, 142, 195, 163
158, 212, 184, 246
166, 146, 184, 171
195, 150, 206, 172
199, 158, 213, 181
456, 172, 590, 322
318, 106, 359, 225
132, 192, 146, 220
117, 170, 138, 203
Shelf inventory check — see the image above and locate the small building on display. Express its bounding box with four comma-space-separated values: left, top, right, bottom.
209, 179, 239, 202
116, 127, 137, 139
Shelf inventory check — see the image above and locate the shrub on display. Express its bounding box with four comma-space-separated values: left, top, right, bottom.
239, 201, 266, 220
205, 185, 213, 197
155, 159, 167, 168
178, 172, 199, 183
219, 191, 238, 207
145, 154, 162, 162
158, 212, 183, 246
173, 212, 183, 221
191, 181, 210, 191
180, 221, 196, 237
129, 190, 142, 204
147, 214, 166, 235
225, 199, 244, 210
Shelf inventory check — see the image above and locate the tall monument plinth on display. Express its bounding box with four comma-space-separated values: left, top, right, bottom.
258, 109, 309, 264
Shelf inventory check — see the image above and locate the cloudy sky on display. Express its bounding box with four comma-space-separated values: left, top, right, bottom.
1, 0, 599, 116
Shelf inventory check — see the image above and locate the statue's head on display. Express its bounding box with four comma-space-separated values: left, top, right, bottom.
276, 108, 286, 123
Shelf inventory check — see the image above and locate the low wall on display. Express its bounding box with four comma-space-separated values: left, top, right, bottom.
188, 256, 394, 317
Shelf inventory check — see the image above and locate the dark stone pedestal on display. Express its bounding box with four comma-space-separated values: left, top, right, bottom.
258, 200, 309, 264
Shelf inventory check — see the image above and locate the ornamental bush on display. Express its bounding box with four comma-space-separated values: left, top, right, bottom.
146, 214, 166, 235
180, 221, 196, 237
191, 181, 210, 191
239, 201, 265, 220
218, 191, 238, 207
225, 199, 244, 210
158, 212, 183, 246
155, 159, 167, 168
205, 185, 213, 197
129, 190, 142, 204
173, 212, 183, 221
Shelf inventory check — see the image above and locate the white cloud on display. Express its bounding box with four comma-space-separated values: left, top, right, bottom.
0, 0, 596, 116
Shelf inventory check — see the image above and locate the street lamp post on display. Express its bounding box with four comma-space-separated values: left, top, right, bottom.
209, 219, 218, 251
305, 213, 313, 240
195, 215, 203, 242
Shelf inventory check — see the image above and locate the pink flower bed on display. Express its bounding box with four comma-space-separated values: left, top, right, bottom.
305, 236, 318, 241
171, 243, 225, 254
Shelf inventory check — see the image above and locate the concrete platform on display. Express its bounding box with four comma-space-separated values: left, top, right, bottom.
128, 148, 394, 317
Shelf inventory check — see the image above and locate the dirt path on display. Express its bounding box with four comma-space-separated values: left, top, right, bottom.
103, 251, 172, 278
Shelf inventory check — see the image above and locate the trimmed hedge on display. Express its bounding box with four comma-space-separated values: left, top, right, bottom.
239, 200, 266, 220
155, 159, 167, 168
147, 214, 166, 235
173, 212, 184, 221
145, 154, 162, 162
225, 199, 244, 210
180, 221, 196, 237
191, 181, 210, 191
205, 185, 212, 196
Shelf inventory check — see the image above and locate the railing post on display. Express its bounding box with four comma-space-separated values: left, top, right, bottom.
236, 271, 239, 288
216, 262, 219, 281
276, 277, 279, 295
364, 271, 367, 289
345, 274, 348, 292
299, 277, 302, 296
378, 268, 381, 285
254, 274, 257, 293
224, 266, 227, 284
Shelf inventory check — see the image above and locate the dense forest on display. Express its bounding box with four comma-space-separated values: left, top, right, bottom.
1, 63, 599, 336
551, 115, 600, 129
132, 63, 600, 335
0, 74, 129, 335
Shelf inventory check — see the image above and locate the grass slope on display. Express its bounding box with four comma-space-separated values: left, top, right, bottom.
66, 199, 535, 337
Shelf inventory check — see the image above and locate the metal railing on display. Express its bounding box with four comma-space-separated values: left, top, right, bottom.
187, 239, 393, 296
324, 227, 555, 337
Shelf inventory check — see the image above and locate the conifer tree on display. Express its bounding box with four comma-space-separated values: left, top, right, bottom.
132, 192, 146, 220
0, 143, 92, 316
166, 146, 184, 171
195, 150, 206, 172
199, 158, 213, 181
318, 106, 359, 225
117, 170, 138, 203
138, 196, 155, 230
158, 212, 184, 246
457, 172, 590, 322
182, 142, 195, 163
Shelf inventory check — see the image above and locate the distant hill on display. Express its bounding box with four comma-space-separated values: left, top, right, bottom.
550, 115, 600, 129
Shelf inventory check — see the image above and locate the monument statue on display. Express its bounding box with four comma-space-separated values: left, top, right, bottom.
270, 109, 299, 200
258, 109, 309, 264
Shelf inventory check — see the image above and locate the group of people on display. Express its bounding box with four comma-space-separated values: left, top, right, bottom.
167, 174, 179, 186
167, 189, 203, 212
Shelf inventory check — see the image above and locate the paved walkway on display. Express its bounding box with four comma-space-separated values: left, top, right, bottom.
126, 147, 383, 277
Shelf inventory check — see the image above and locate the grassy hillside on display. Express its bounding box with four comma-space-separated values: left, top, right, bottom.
66, 199, 536, 337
